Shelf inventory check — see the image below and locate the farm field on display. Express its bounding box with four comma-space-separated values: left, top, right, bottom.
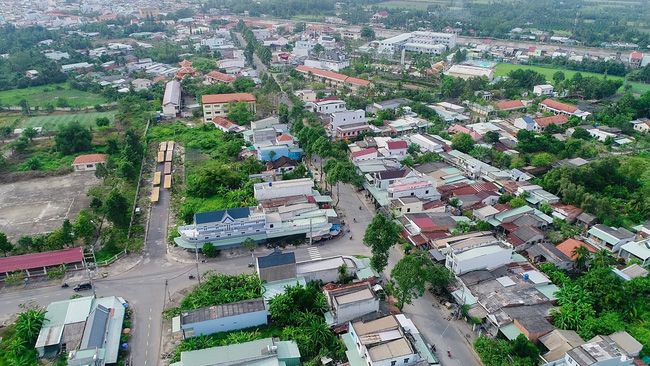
0, 83, 109, 108
21, 111, 117, 131
494, 63, 650, 94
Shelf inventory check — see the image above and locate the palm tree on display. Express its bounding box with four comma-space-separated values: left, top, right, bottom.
572, 245, 592, 271
591, 249, 614, 268
15, 309, 47, 346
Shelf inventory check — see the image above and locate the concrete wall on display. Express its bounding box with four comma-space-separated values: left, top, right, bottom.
182, 309, 268, 338
336, 298, 379, 325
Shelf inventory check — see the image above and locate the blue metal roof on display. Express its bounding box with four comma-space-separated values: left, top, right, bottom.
81, 304, 109, 349
257, 250, 296, 269
522, 116, 535, 124
194, 207, 251, 225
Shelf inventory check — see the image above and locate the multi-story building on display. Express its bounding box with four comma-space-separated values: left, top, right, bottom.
178, 207, 266, 247
379, 31, 456, 54
253, 178, 314, 202
445, 241, 513, 275
202, 93, 256, 123
295, 65, 371, 90
330, 109, 367, 131
311, 97, 347, 114
347, 315, 420, 366
533, 84, 554, 96
387, 177, 440, 201
336, 123, 371, 140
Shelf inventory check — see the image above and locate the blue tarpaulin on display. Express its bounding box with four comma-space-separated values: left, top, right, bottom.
331, 225, 341, 230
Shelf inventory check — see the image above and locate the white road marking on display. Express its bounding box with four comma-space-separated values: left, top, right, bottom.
307, 247, 322, 260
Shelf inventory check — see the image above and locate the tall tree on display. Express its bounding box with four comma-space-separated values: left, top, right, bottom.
22, 127, 37, 142
572, 245, 592, 271
391, 251, 453, 309
451, 132, 475, 153
73, 209, 96, 243
0, 232, 13, 256
54, 122, 92, 155
363, 214, 400, 273
104, 190, 130, 227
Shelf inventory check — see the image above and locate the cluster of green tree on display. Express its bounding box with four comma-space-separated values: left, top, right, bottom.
540, 263, 650, 354
0, 210, 96, 258
389, 250, 454, 310
540, 155, 650, 226
236, 20, 271, 66
474, 334, 540, 366
178, 272, 262, 311
0, 54, 68, 91
515, 128, 599, 161
0, 303, 48, 365
530, 57, 628, 77
80, 19, 169, 39
561, 72, 624, 99
595, 91, 650, 133
133, 41, 185, 64
148, 123, 263, 224
268, 283, 346, 363
366, 0, 650, 47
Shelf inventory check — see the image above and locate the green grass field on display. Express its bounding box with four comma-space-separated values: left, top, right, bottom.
0, 83, 109, 108
21, 111, 116, 131
495, 63, 650, 94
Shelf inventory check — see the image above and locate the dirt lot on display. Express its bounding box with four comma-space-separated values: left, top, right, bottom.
0, 172, 100, 241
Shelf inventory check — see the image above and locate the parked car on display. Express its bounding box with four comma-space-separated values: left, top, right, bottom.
73, 282, 92, 292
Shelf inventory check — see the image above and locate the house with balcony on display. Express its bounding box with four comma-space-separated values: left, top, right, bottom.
586, 224, 635, 253
387, 177, 440, 201
346, 315, 420, 366
619, 239, 650, 266
311, 97, 347, 114
323, 282, 379, 327
177, 207, 266, 249
445, 241, 513, 275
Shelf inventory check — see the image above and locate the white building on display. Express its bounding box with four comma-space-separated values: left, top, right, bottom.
311, 98, 347, 114
409, 134, 445, 153
72, 154, 107, 171
348, 315, 420, 366
252, 29, 271, 41
253, 178, 314, 202
387, 177, 440, 201
445, 242, 513, 275
563, 340, 633, 366
533, 84, 554, 97
162, 80, 182, 117
379, 31, 456, 54
447, 65, 495, 80
330, 109, 366, 131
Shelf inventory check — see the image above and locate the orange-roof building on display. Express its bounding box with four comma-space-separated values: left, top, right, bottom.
556, 238, 597, 261
294, 65, 371, 90
205, 70, 236, 85
175, 59, 197, 79
72, 154, 107, 171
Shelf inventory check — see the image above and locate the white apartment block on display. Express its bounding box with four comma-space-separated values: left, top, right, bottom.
379, 31, 456, 54
330, 109, 367, 131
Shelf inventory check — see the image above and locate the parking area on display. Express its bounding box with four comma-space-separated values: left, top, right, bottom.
0, 172, 100, 241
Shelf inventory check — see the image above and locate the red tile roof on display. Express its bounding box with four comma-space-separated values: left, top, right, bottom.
72, 154, 107, 165
631, 52, 643, 60
0, 248, 83, 273
412, 217, 436, 229
507, 233, 525, 247
535, 114, 569, 127
452, 186, 478, 196
277, 134, 292, 142
501, 222, 519, 231
211, 116, 236, 129
352, 148, 377, 158
202, 93, 256, 104
556, 238, 597, 260
295, 65, 371, 86
497, 100, 526, 110
409, 234, 427, 246
206, 70, 236, 82
387, 141, 408, 150
540, 99, 578, 114
315, 96, 340, 103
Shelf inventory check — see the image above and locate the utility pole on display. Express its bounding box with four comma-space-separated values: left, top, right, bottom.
309, 219, 313, 246
194, 243, 201, 285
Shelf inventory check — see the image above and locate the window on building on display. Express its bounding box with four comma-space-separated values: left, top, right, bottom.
403, 358, 409, 364
426, 190, 429, 194
407, 208, 411, 213
269, 224, 274, 228
391, 361, 397, 366
87, 164, 94, 168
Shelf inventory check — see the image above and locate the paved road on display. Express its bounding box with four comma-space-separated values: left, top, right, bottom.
384, 246, 481, 366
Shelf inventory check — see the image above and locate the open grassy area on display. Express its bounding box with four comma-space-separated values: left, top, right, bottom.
0, 84, 109, 108
495, 63, 625, 82
495, 63, 650, 94
21, 111, 116, 131
0, 113, 22, 130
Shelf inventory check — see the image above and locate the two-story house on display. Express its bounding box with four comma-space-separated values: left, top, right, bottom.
348, 315, 419, 366
311, 97, 346, 114
202, 93, 256, 123
177, 207, 266, 247
387, 177, 440, 201
586, 224, 635, 253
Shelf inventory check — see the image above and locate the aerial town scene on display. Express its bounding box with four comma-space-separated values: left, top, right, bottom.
2, 0, 650, 365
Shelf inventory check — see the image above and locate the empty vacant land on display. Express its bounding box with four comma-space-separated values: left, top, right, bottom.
22, 111, 116, 131
0, 172, 100, 241
0, 83, 109, 108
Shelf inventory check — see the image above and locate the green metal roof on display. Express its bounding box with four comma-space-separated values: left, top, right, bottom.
494, 206, 533, 222
174, 338, 299, 366
342, 332, 366, 366
587, 227, 619, 245
363, 183, 390, 207
535, 284, 560, 301
412, 332, 439, 364
500, 323, 523, 341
